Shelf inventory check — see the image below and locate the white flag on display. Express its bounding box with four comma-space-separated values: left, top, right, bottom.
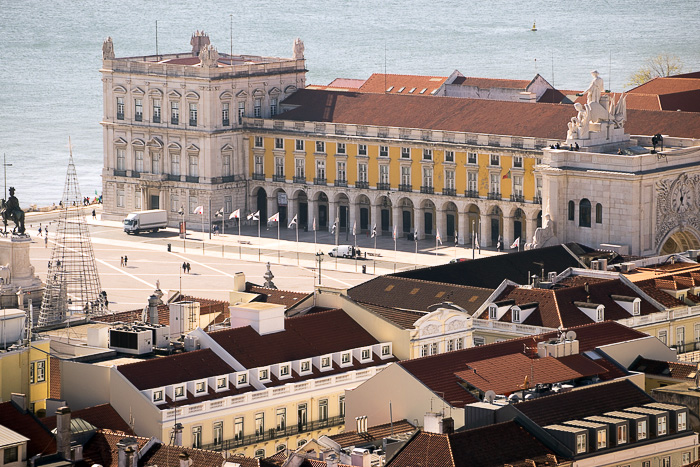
371, 224, 376, 238
436, 228, 443, 245
229, 208, 240, 219
313, 217, 316, 231
193, 205, 204, 215
214, 207, 224, 217
247, 211, 260, 221
392, 225, 397, 241
475, 233, 480, 250
511, 237, 521, 249
268, 212, 280, 223
288, 214, 298, 229
352, 221, 356, 236
331, 220, 337, 235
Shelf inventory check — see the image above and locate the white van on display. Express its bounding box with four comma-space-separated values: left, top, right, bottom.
123, 209, 168, 234
328, 245, 361, 258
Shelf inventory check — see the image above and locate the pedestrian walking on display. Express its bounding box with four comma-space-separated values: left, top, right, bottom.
38, 224, 42, 236
120, 256, 124, 267
45, 226, 48, 237
182, 262, 187, 274
124, 255, 128, 267
92, 209, 96, 219
44, 236, 48, 248
186, 262, 191, 274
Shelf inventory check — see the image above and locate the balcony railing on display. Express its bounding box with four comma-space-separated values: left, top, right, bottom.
314, 178, 327, 186
113, 169, 127, 177
376, 183, 390, 191
420, 186, 434, 194
334, 180, 348, 187
464, 190, 479, 198
252, 173, 265, 180
185, 176, 199, 183
533, 196, 542, 204
116, 113, 124, 120
135, 113, 143, 122
201, 415, 344, 452
487, 192, 501, 200
222, 119, 230, 127
171, 117, 179, 125
273, 174, 286, 182
153, 115, 161, 123
510, 194, 525, 203
398, 184, 412, 192
130, 171, 141, 179
189, 119, 197, 127
167, 174, 180, 181
442, 188, 456, 196
355, 181, 369, 189
293, 176, 306, 184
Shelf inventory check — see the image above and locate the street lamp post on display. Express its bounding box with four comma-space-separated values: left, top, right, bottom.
178, 206, 185, 252
316, 251, 324, 286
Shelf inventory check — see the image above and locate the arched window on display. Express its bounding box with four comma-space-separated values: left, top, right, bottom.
579, 199, 591, 227
254, 449, 265, 458
568, 201, 575, 221
595, 203, 603, 224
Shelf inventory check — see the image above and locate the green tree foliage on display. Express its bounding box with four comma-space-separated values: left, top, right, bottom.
627, 54, 684, 88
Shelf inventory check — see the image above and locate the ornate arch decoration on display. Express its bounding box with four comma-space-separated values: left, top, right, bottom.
167, 142, 182, 151
114, 137, 128, 146
268, 87, 281, 96
147, 137, 163, 148
221, 143, 234, 152
186, 143, 200, 154
284, 85, 298, 94
185, 91, 200, 100
235, 90, 248, 98
131, 87, 145, 96
113, 85, 127, 94
220, 91, 233, 100
149, 88, 164, 97
131, 138, 145, 147
252, 88, 264, 98
168, 90, 182, 99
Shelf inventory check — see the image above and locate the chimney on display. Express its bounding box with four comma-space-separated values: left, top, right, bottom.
233, 272, 246, 292
423, 412, 444, 434
56, 406, 72, 459
11, 393, 27, 412
355, 415, 368, 434
350, 449, 371, 467
148, 294, 159, 325
179, 452, 192, 467
117, 438, 139, 467
171, 423, 183, 446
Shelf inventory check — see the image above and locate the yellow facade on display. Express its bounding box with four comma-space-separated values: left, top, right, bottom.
0, 339, 50, 413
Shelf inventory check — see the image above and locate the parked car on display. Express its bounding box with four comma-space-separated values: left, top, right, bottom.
328, 245, 361, 258
449, 258, 469, 263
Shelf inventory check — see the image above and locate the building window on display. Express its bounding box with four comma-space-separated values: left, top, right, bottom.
568, 200, 575, 221
513, 175, 523, 196
321, 357, 331, 368
117, 189, 125, 208
512, 307, 520, 323
513, 155, 523, 168
659, 329, 668, 345
445, 151, 454, 162
134, 99, 143, 121
295, 158, 305, 179
677, 326, 686, 348
661, 457, 670, 467
238, 101, 245, 123
467, 152, 477, 164
152, 99, 161, 123
596, 429, 606, 449
170, 101, 179, 125
189, 197, 198, 215
135, 150, 144, 173
150, 152, 160, 174
401, 147, 411, 159
134, 195, 141, 213
234, 417, 244, 440
301, 360, 310, 372
275, 138, 284, 149
401, 166, 411, 186
297, 440, 307, 448
473, 336, 485, 346
382, 345, 390, 356
116, 148, 126, 170
423, 167, 433, 188
595, 203, 603, 223
254, 136, 263, 148
455, 338, 463, 350
280, 364, 290, 376
237, 373, 247, 385
579, 199, 591, 227
298, 403, 308, 430
222, 102, 230, 126
420, 344, 429, 357
576, 433, 586, 454
467, 171, 477, 193
4, 446, 18, 464
341, 353, 351, 364
339, 395, 345, 417
192, 426, 202, 448
489, 305, 497, 320
358, 163, 368, 183
423, 149, 433, 160
596, 307, 604, 322
188, 155, 198, 177
678, 412, 687, 431
254, 449, 265, 458
153, 390, 163, 402
316, 141, 325, 153
490, 154, 500, 166
446, 340, 454, 352
430, 342, 438, 355
358, 144, 367, 156
642, 462, 651, 467
535, 178, 542, 199
216, 377, 226, 389
254, 155, 263, 175
213, 421, 223, 445
379, 165, 389, 185
295, 139, 304, 151
195, 381, 206, 393
30, 362, 35, 383
116, 97, 125, 120
379, 146, 389, 157
337, 161, 346, 182
319, 399, 328, 421
316, 160, 325, 180
170, 153, 179, 176
175, 386, 184, 397
254, 98, 262, 117
445, 169, 455, 190
617, 424, 627, 444
222, 155, 231, 176
170, 195, 178, 213
255, 412, 265, 436
361, 348, 371, 360
658, 416, 667, 436
638, 420, 647, 440
683, 453, 691, 464
337, 142, 346, 154
270, 98, 278, 116
490, 173, 500, 194
276, 408, 286, 431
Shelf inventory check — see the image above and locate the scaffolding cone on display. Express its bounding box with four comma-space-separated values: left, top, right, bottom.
38, 140, 103, 327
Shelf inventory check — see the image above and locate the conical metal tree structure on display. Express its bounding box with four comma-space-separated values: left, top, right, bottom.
38, 146, 103, 327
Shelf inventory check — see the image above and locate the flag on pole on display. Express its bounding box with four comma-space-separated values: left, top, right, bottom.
331, 220, 337, 235
313, 217, 316, 231
371, 224, 376, 238
288, 214, 298, 229
229, 208, 240, 219
502, 170, 512, 180
455, 230, 459, 244
414, 230, 419, 242
268, 212, 280, 223
193, 205, 204, 215
475, 233, 480, 250
436, 228, 443, 245
247, 211, 260, 221
392, 225, 397, 241
510, 237, 521, 249
352, 221, 356, 236
214, 207, 224, 217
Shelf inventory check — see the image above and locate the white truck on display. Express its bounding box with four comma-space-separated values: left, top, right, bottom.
123, 209, 168, 234
328, 245, 362, 258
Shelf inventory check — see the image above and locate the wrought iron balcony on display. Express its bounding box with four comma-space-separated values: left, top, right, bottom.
171, 117, 179, 125
376, 183, 390, 191
130, 171, 141, 179
252, 173, 265, 180
166, 174, 180, 181
189, 119, 198, 127
398, 184, 412, 192
510, 194, 525, 203
113, 169, 126, 177
153, 115, 161, 123
355, 181, 369, 189
533, 196, 542, 204
420, 186, 434, 194
442, 188, 456, 196
116, 113, 124, 120
273, 174, 286, 182
202, 415, 344, 452
185, 176, 199, 183
135, 113, 143, 122
293, 176, 306, 184
487, 192, 501, 200
334, 180, 348, 187
464, 190, 479, 198
314, 177, 327, 186
222, 119, 230, 127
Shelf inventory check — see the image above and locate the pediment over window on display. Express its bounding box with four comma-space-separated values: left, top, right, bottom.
168, 142, 182, 151
235, 90, 248, 98
147, 137, 163, 148
114, 137, 128, 146
113, 85, 127, 94
186, 91, 200, 100
131, 138, 145, 147
269, 87, 281, 96
149, 88, 164, 97
284, 85, 298, 94
252, 88, 264, 97
220, 91, 233, 100
131, 87, 145, 96
186, 143, 200, 153
168, 90, 181, 99
221, 143, 234, 152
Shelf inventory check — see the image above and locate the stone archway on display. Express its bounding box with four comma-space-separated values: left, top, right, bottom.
660, 230, 700, 255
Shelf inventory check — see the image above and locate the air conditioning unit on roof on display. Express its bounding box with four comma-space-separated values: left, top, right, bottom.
590, 260, 600, 270
620, 262, 636, 273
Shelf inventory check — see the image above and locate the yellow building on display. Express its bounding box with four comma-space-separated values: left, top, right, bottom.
0, 337, 50, 414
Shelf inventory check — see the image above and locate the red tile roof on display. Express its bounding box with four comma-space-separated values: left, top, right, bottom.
208, 308, 381, 368
329, 420, 416, 447
41, 403, 134, 434
78, 430, 150, 467
629, 75, 700, 95
358, 73, 447, 95
386, 431, 453, 467
326, 78, 366, 89
629, 356, 697, 380
0, 401, 56, 457
117, 348, 234, 390
246, 282, 311, 308
93, 296, 228, 327
451, 76, 532, 90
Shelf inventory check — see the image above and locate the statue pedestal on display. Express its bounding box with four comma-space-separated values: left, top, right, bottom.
0, 235, 43, 309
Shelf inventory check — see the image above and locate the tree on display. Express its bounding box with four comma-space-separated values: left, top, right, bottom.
626, 54, 684, 87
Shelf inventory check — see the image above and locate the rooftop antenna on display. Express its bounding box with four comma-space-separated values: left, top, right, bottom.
384, 42, 387, 92
230, 14, 233, 64
484, 390, 496, 404
3, 153, 12, 201
551, 51, 554, 88
155, 20, 159, 61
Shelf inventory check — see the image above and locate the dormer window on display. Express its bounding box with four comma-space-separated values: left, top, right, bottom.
153, 390, 163, 402
596, 306, 605, 322
576, 433, 586, 454
678, 412, 687, 431
280, 365, 290, 377
512, 307, 521, 323
195, 381, 206, 394
237, 373, 248, 385
341, 352, 351, 364
638, 420, 647, 440
633, 300, 640, 316
259, 369, 269, 380
617, 424, 627, 444
361, 348, 371, 360
174, 386, 185, 398
658, 416, 667, 436
216, 377, 227, 389
489, 304, 497, 320
596, 429, 606, 449
301, 360, 311, 372
382, 345, 391, 356
321, 357, 331, 368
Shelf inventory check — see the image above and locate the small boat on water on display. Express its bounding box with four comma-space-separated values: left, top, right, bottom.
531, 21, 537, 31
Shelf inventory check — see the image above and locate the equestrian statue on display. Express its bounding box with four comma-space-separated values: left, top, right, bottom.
1, 187, 26, 235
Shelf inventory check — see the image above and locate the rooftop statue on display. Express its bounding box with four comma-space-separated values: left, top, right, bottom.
199, 43, 219, 68
293, 38, 305, 60
1, 187, 26, 235
102, 37, 115, 60
584, 70, 604, 105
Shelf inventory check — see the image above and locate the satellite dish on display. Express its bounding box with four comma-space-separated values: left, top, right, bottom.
484, 390, 496, 403
566, 330, 577, 341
